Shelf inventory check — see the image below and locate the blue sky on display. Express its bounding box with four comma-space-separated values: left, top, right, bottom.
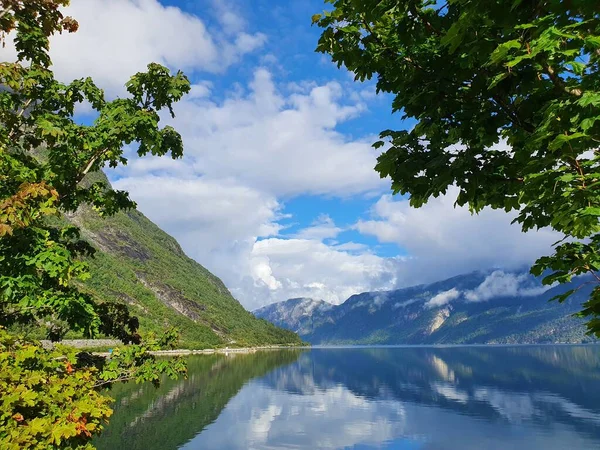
0, 0, 561, 309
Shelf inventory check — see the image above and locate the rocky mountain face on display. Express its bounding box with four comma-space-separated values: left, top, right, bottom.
254, 271, 595, 345
252, 298, 336, 336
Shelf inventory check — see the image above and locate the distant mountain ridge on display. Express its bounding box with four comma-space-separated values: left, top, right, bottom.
253, 270, 595, 345
252, 298, 335, 337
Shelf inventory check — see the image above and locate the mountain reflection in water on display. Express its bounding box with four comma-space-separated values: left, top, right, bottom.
95, 346, 600, 450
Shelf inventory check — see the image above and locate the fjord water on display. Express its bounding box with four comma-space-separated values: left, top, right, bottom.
95, 346, 600, 450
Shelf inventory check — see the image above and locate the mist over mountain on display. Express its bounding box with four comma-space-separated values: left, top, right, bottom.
254, 270, 595, 345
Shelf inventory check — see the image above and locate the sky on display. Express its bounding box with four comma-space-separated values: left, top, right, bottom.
1, 0, 562, 310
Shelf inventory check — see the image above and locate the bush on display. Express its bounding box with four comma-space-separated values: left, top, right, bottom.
0, 329, 111, 449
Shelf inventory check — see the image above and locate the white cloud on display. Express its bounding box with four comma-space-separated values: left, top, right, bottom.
333, 242, 369, 252
247, 238, 398, 307
393, 298, 421, 309
211, 0, 247, 34
372, 294, 388, 308
252, 256, 283, 291
0, 0, 566, 312
150, 68, 384, 198
109, 68, 393, 310
425, 288, 461, 309
465, 271, 550, 302
356, 187, 561, 288
0, 0, 266, 95
294, 215, 342, 241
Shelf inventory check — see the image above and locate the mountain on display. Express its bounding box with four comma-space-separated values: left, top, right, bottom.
47, 172, 303, 349
254, 271, 596, 345
253, 298, 336, 336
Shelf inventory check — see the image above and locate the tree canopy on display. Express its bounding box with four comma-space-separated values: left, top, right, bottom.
0, 1, 188, 447
313, 0, 600, 336
0, 0, 190, 340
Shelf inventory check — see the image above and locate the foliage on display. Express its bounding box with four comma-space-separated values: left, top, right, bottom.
0, 328, 186, 450
0, 328, 111, 450
0, 1, 193, 448
313, 0, 600, 335
0, 0, 190, 339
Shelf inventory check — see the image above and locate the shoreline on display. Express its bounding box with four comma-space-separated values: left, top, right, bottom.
93, 345, 306, 357
40, 339, 308, 353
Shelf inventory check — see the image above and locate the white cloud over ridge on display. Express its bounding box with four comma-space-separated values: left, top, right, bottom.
356, 189, 561, 289
425, 289, 461, 309
464, 271, 550, 302
422, 271, 552, 310
248, 238, 399, 305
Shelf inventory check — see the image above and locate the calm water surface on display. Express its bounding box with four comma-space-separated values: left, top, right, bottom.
95, 346, 600, 449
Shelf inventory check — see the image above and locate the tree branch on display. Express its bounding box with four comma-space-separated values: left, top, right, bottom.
77, 148, 108, 182
93, 375, 134, 389
491, 95, 536, 133
360, 17, 424, 71
544, 65, 582, 97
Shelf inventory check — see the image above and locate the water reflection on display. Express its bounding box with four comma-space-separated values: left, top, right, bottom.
94, 350, 304, 450
97, 346, 600, 449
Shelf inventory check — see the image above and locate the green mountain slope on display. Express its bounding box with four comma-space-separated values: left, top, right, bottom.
51, 174, 302, 348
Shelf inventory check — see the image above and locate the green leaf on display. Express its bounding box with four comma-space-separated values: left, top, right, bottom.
548, 133, 586, 151
489, 40, 521, 65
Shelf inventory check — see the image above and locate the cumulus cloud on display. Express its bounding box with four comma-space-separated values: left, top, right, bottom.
247, 238, 398, 306
356, 187, 561, 288
0, 0, 566, 311
149, 69, 384, 198
0, 0, 266, 95
465, 271, 550, 302
294, 215, 342, 241
425, 288, 461, 309
110, 68, 392, 309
